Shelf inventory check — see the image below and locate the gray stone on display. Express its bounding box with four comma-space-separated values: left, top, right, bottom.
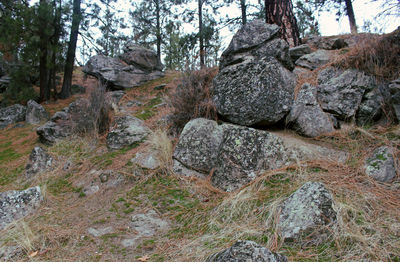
0, 104, 26, 129
317, 69, 376, 120
295, 50, 331, 70
356, 88, 384, 126
213, 57, 295, 126
25, 100, 49, 125
305, 36, 349, 50
365, 146, 397, 183
106, 115, 150, 150
0, 245, 23, 261
131, 151, 160, 170
25, 146, 54, 178
120, 44, 163, 71
130, 210, 169, 237
287, 84, 335, 137
50, 111, 70, 122
206, 240, 287, 262
87, 226, 114, 237
289, 44, 312, 62
278, 182, 336, 242
317, 67, 342, 85
0, 187, 43, 230
36, 121, 71, 145
173, 118, 290, 191
389, 78, 400, 121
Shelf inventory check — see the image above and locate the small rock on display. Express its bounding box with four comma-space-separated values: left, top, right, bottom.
206, 240, 287, 262
0, 104, 26, 129
277, 182, 336, 242
106, 115, 150, 150
131, 151, 160, 170
25, 100, 49, 125
87, 226, 114, 237
295, 50, 331, 70
365, 146, 397, 183
0, 186, 43, 230
25, 146, 54, 178
289, 44, 311, 62
130, 210, 169, 237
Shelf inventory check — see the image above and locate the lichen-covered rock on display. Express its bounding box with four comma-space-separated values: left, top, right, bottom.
25, 100, 49, 125
0, 104, 26, 129
0, 187, 43, 230
206, 240, 287, 262
317, 69, 376, 120
173, 118, 290, 191
36, 121, 71, 145
25, 146, 54, 178
356, 88, 384, 126
106, 115, 150, 150
287, 84, 334, 137
365, 146, 397, 182
289, 44, 311, 62
295, 50, 331, 70
131, 151, 160, 170
213, 57, 295, 126
278, 182, 336, 242
213, 20, 295, 127
305, 36, 349, 50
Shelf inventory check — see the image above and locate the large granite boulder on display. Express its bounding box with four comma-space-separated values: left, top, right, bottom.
25, 100, 49, 125
83, 46, 164, 90
206, 240, 287, 262
106, 115, 150, 150
25, 146, 54, 179
0, 104, 26, 129
286, 84, 335, 137
277, 182, 336, 242
295, 50, 331, 70
213, 20, 295, 127
173, 118, 290, 192
0, 187, 43, 230
365, 146, 397, 183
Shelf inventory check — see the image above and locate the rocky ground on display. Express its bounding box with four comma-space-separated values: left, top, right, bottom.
1, 22, 400, 261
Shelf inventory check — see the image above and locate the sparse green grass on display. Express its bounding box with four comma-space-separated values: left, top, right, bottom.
0, 166, 24, 186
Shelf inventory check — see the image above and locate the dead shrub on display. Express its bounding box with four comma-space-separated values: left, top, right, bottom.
336, 29, 400, 80
68, 82, 112, 136
168, 67, 218, 135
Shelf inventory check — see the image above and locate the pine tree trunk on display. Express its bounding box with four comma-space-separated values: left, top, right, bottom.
155, 0, 162, 65
198, 0, 205, 68
240, 0, 247, 25
59, 0, 81, 99
344, 0, 357, 34
264, 0, 300, 47
39, 0, 50, 102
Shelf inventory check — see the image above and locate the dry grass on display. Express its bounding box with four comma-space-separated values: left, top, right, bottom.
147, 129, 174, 173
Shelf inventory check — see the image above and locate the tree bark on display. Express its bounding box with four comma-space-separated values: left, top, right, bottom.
155, 0, 162, 65
59, 0, 81, 99
344, 0, 357, 34
240, 0, 247, 25
264, 0, 300, 47
198, 0, 205, 68
39, 0, 50, 102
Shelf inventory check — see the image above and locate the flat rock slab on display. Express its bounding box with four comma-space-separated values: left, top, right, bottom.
365, 146, 397, 183
278, 182, 336, 242
0, 187, 43, 230
206, 240, 287, 262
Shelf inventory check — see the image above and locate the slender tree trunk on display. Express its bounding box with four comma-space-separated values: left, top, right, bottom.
264, 0, 300, 47
39, 0, 50, 102
49, 0, 62, 101
59, 0, 81, 99
240, 0, 247, 25
344, 0, 357, 34
155, 0, 162, 65
198, 0, 205, 68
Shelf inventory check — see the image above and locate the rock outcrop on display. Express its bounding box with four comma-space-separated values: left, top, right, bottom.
25, 100, 49, 124
25, 146, 54, 179
277, 182, 336, 242
213, 20, 295, 127
106, 115, 150, 150
0, 104, 26, 129
365, 146, 397, 182
206, 240, 287, 262
83, 45, 164, 90
0, 187, 43, 230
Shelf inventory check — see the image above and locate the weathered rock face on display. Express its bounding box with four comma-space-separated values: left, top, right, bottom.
305, 36, 349, 50
173, 118, 290, 191
289, 44, 311, 62
356, 88, 384, 126
277, 182, 336, 242
213, 20, 295, 127
106, 115, 150, 150
317, 68, 376, 120
389, 78, 400, 121
36, 120, 71, 145
25, 100, 49, 125
287, 84, 335, 137
25, 147, 54, 178
0, 187, 43, 230
0, 104, 26, 129
206, 240, 288, 262
295, 50, 331, 70
365, 146, 397, 183
83, 45, 164, 90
